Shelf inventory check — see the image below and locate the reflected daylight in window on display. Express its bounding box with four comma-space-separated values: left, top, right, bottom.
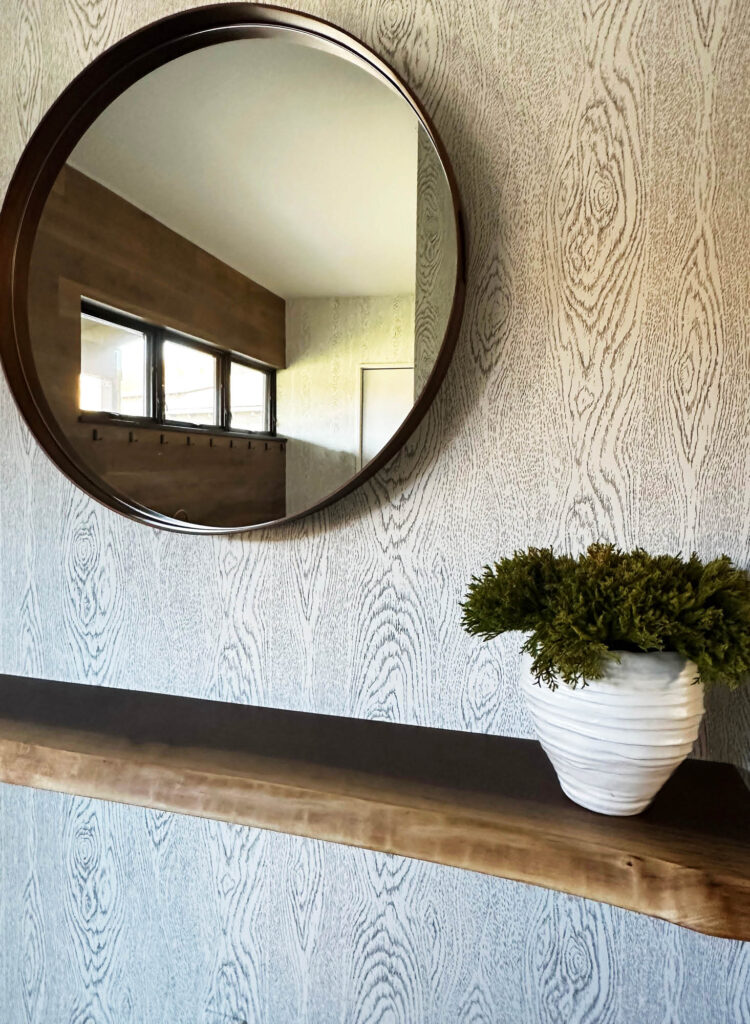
80, 314, 147, 415
230, 361, 268, 432
163, 340, 217, 426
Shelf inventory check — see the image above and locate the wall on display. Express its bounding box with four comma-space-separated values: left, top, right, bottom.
1, 1, 749, 1022
414, 124, 456, 396
279, 294, 414, 515
29, 163, 286, 526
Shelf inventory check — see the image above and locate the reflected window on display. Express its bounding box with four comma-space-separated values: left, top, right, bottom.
230, 361, 268, 432
163, 340, 218, 426
80, 313, 147, 415
79, 300, 274, 436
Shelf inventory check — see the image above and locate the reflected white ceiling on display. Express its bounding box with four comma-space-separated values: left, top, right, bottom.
70, 37, 419, 299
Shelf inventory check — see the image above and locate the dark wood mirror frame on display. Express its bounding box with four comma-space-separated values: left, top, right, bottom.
0, 2, 466, 534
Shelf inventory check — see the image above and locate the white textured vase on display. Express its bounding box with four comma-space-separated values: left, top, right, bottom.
520, 651, 705, 815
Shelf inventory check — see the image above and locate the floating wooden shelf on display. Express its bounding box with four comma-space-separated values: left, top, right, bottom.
0, 673, 748, 940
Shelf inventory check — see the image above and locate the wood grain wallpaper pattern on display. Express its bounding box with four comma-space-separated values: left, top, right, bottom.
0, 0, 749, 1021
280, 293, 415, 516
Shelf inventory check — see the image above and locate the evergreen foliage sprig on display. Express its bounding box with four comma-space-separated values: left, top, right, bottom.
461, 544, 750, 690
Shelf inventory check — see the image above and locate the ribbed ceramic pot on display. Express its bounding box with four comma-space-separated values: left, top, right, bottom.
520, 651, 705, 815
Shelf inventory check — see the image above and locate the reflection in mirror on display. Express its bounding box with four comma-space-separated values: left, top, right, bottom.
27, 35, 458, 528
80, 311, 147, 416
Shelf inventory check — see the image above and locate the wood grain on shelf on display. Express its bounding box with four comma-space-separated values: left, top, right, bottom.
0, 673, 748, 942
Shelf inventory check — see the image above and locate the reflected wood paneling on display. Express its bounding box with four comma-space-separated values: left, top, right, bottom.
28, 163, 287, 526
79, 425, 286, 528
31, 166, 285, 384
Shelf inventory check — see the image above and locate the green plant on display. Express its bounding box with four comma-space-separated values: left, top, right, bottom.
461, 544, 750, 690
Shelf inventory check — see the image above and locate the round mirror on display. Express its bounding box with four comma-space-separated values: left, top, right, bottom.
0, 5, 464, 532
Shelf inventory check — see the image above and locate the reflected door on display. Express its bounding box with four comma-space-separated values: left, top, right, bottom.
360, 365, 415, 467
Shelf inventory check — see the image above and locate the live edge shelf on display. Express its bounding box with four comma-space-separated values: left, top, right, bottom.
0, 674, 748, 940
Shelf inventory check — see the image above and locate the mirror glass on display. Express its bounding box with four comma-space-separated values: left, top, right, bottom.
27, 35, 458, 528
